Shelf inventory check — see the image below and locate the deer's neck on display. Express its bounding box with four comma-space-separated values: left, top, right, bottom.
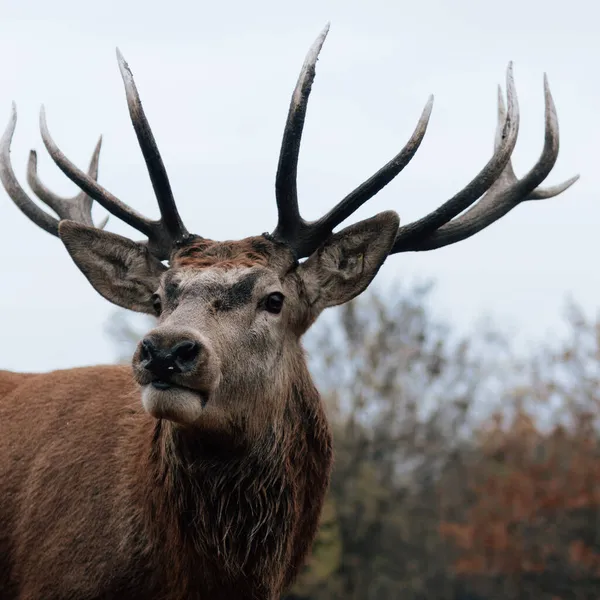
139, 378, 333, 597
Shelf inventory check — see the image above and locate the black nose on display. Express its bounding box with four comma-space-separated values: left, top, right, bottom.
140, 338, 201, 379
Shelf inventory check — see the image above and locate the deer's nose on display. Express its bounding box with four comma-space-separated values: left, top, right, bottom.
140, 338, 201, 379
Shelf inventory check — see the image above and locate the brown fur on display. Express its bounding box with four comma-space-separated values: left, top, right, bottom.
1, 212, 400, 599
171, 237, 279, 270
0, 365, 332, 599
0, 371, 36, 399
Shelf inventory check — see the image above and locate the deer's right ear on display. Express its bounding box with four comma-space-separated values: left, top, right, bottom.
58, 220, 166, 314
297, 211, 399, 313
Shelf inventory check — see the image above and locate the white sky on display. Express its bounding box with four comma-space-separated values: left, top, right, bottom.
0, 0, 597, 372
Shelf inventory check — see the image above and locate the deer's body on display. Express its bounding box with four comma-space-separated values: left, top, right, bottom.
0, 370, 35, 399
0, 365, 331, 599
0, 23, 577, 600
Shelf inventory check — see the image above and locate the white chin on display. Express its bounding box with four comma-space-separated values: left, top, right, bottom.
141, 385, 205, 426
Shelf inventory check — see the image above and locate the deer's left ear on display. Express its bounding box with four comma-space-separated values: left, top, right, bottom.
298, 210, 399, 311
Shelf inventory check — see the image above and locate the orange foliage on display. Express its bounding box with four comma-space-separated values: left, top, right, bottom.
440, 407, 600, 578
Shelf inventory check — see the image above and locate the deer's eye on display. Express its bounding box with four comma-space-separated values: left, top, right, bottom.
264, 292, 284, 314
151, 293, 162, 316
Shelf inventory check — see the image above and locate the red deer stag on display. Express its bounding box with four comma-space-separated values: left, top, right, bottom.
0, 25, 578, 600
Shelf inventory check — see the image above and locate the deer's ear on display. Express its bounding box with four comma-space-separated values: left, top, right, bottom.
298, 211, 399, 312
59, 220, 166, 314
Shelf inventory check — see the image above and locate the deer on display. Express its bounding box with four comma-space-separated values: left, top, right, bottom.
0, 24, 578, 600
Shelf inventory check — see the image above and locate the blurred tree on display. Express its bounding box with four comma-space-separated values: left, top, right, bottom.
440, 302, 600, 600
288, 282, 505, 599
105, 310, 155, 364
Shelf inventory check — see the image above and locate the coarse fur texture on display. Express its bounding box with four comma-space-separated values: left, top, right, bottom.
0, 212, 400, 599
0, 366, 331, 599
0, 25, 578, 599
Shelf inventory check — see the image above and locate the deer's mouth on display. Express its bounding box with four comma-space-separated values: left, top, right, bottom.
147, 379, 209, 408
140, 379, 212, 425
151, 380, 172, 390
149, 379, 210, 407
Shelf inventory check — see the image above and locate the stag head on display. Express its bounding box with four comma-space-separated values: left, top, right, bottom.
0, 25, 577, 434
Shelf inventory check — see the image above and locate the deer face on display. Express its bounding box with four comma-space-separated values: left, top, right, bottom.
58, 214, 399, 429
0, 28, 576, 429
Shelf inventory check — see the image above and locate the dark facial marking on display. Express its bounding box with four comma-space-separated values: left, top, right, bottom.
162, 270, 178, 291
250, 239, 272, 254
159, 271, 181, 311
165, 281, 179, 301
213, 271, 262, 312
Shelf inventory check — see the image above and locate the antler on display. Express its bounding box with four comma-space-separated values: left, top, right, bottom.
272, 26, 578, 259
390, 76, 579, 253
1, 50, 190, 261
1, 27, 578, 262
272, 24, 434, 258
38, 49, 190, 261
0, 104, 108, 236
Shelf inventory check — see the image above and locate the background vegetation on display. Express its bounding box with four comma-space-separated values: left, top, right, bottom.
107, 282, 600, 600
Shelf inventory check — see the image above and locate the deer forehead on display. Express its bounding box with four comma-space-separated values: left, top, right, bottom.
165, 267, 281, 308
169, 236, 292, 271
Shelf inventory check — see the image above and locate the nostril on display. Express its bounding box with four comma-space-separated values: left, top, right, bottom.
140, 338, 156, 365
173, 340, 200, 361
138, 337, 200, 377
171, 340, 201, 371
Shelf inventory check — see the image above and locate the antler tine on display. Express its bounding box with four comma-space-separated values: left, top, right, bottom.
272, 24, 434, 258
39, 104, 181, 260
26, 138, 108, 229
490, 79, 578, 200
0, 103, 60, 235
39, 106, 154, 234
0, 104, 110, 235
312, 96, 433, 237
392, 72, 579, 253
273, 24, 330, 246
391, 63, 520, 250
115, 49, 188, 243
38, 50, 191, 261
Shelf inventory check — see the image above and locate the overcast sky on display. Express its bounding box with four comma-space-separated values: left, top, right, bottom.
0, 0, 597, 372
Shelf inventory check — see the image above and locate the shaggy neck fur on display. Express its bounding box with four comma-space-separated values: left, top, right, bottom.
139, 362, 333, 600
